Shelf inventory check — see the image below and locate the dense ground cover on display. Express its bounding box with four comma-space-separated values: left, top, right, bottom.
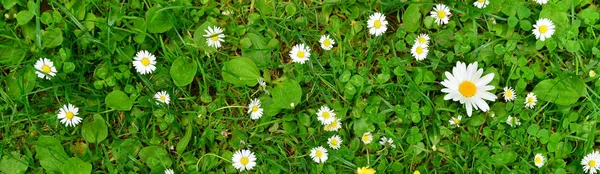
1, 0, 600, 173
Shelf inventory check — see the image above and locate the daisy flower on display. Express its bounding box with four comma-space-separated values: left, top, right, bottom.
165, 169, 174, 174
506, 115, 521, 127
379, 137, 395, 148
289, 43, 311, 64
154, 91, 170, 104
257, 78, 269, 94
247, 98, 263, 120
367, 12, 388, 36
222, 9, 234, 16
34, 58, 57, 80
473, 0, 489, 9
415, 33, 430, 45
361, 132, 373, 144
411, 43, 429, 61
203, 26, 225, 48
324, 118, 342, 131
357, 166, 376, 174
502, 87, 516, 102
430, 4, 451, 25
525, 92, 537, 109
582, 151, 600, 174
316, 106, 336, 125
440, 61, 497, 116
449, 115, 462, 127
57, 104, 82, 127
533, 18, 555, 41
132, 50, 157, 75
232, 149, 257, 171
327, 135, 342, 150
590, 70, 596, 78
414, 171, 421, 174
379, 137, 388, 146
534, 153, 545, 168
319, 35, 335, 50
309, 146, 328, 163
534, 0, 548, 5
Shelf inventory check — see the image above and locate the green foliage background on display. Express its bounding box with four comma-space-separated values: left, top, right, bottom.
1, 0, 600, 173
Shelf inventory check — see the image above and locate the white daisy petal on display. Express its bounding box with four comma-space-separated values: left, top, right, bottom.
367, 12, 388, 36
132, 50, 157, 75
430, 4, 451, 25
247, 98, 264, 120
232, 149, 257, 171
289, 43, 311, 64
309, 146, 328, 163
319, 35, 335, 50
203, 26, 226, 48
57, 104, 82, 127
440, 62, 496, 116
34, 58, 58, 80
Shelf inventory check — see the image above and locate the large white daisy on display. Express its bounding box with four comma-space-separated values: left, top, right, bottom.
473, 0, 489, 9
367, 12, 388, 36
316, 106, 336, 125
309, 146, 328, 163
533, 18, 555, 41
289, 43, 311, 64
411, 43, 429, 61
430, 4, 451, 25
440, 61, 497, 116
34, 58, 57, 79
57, 104, 82, 127
232, 149, 257, 171
132, 50, 157, 75
154, 91, 170, 104
203, 26, 225, 48
582, 151, 600, 174
319, 35, 335, 50
247, 98, 263, 120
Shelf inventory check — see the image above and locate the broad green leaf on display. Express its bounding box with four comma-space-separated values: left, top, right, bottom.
170, 57, 197, 86
221, 57, 260, 86
403, 4, 421, 33
146, 7, 172, 33
16, 11, 34, 25
540, 4, 568, 38
62, 157, 92, 174
42, 28, 64, 48
256, 0, 274, 15
532, 77, 586, 105
139, 146, 172, 169
111, 139, 142, 163
133, 18, 147, 44
2, 0, 18, 9
176, 125, 192, 154
241, 33, 270, 68
0, 153, 28, 174
36, 136, 69, 173
81, 114, 108, 143
105, 90, 133, 110
63, 62, 75, 73
352, 118, 368, 136
6, 69, 36, 100
271, 79, 302, 109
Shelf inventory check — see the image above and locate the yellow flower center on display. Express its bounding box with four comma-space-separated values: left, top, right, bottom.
297, 51, 305, 58
535, 157, 542, 164
478, 0, 484, 2
416, 46, 424, 54
42, 65, 52, 73
362, 135, 370, 142
211, 36, 219, 41
323, 39, 331, 47
240, 157, 249, 165
160, 96, 166, 101
141, 57, 150, 66
330, 139, 338, 146
418, 37, 426, 44
539, 26, 548, 34
322, 112, 330, 119
458, 81, 477, 97
505, 90, 513, 98
589, 160, 596, 167
374, 20, 382, 29
437, 11, 446, 18
528, 97, 535, 104
252, 106, 258, 112
315, 151, 323, 158
414, 171, 421, 174
330, 121, 337, 127
357, 167, 376, 174
453, 118, 460, 124
65, 112, 74, 120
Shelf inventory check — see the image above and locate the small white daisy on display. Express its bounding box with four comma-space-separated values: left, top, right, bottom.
316, 106, 336, 125
379, 137, 388, 146
473, 0, 489, 9
257, 78, 269, 94
247, 98, 263, 120
534, 0, 548, 5
132, 50, 157, 75
415, 33, 430, 45
232, 149, 257, 171
590, 70, 596, 78
289, 43, 311, 64
430, 4, 451, 25
57, 104, 82, 127
440, 61, 498, 116
533, 18, 555, 41
324, 118, 342, 131
449, 115, 462, 127
165, 169, 174, 174
534, 153, 545, 168
361, 132, 373, 144
203, 26, 225, 48
367, 12, 388, 36
327, 135, 342, 150
506, 115, 521, 127
582, 151, 600, 174
503, 87, 517, 102
379, 137, 395, 148
222, 9, 234, 16
319, 35, 335, 50
309, 146, 328, 163
154, 91, 170, 104
34, 58, 57, 80
411, 43, 429, 61
525, 92, 537, 109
